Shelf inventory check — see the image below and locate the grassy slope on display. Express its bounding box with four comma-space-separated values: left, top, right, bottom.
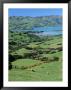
9, 60, 62, 81
9, 35, 62, 81
11, 59, 42, 67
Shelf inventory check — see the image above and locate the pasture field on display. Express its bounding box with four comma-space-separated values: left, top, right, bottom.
9, 60, 62, 81
9, 35, 62, 81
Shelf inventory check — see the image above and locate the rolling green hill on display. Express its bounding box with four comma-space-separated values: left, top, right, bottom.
9, 16, 62, 31
9, 16, 62, 81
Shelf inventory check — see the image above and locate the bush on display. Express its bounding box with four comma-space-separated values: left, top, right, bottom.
48, 57, 54, 61
9, 62, 12, 70
23, 51, 38, 59
38, 56, 48, 61
24, 53, 32, 58
57, 43, 62, 45
48, 56, 59, 62
43, 50, 50, 54
37, 49, 43, 54
41, 57, 48, 61
25, 46, 32, 50
37, 56, 59, 62
9, 54, 23, 62
9, 41, 17, 45
57, 47, 62, 51
54, 56, 59, 61
9, 54, 15, 62
13, 54, 23, 59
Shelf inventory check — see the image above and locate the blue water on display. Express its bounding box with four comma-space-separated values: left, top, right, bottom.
33, 26, 62, 36
35, 30, 62, 36
12, 25, 62, 36
33, 26, 62, 32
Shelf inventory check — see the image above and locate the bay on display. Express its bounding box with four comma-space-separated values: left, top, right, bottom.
11, 25, 62, 36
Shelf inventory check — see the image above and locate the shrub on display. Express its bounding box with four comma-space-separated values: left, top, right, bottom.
9, 54, 15, 62
9, 54, 23, 62
57, 47, 62, 51
37, 49, 43, 54
48, 57, 54, 61
21, 66, 27, 69
46, 50, 50, 53
54, 56, 59, 61
25, 46, 32, 50
23, 50, 38, 59
57, 43, 62, 45
48, 56, 59, 62
9, 62, 12, 70
14, 54, 23, 59
9, 41, 17, 45
38, 56, 48, 61
41, 57, 48, 61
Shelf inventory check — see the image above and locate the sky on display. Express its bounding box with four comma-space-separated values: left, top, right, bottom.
9, 8, 62, 17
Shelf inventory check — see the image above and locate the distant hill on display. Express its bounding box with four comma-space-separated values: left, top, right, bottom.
9, 16, 62, 31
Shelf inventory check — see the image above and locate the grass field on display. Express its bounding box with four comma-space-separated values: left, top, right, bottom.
9, 60, 62, 81
9, 35, 62, 81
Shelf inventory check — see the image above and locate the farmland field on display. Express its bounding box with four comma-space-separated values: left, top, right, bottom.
9, 60, 62, 81
9, 33, 62, 81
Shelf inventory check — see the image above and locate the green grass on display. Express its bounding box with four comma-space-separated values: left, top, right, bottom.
37, 36, 62, 49
11, 48, 29, 56
12, 59, 42, 67
41, 51, 62, 58
9, 35, 62, 81
9, 60, 62, 81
